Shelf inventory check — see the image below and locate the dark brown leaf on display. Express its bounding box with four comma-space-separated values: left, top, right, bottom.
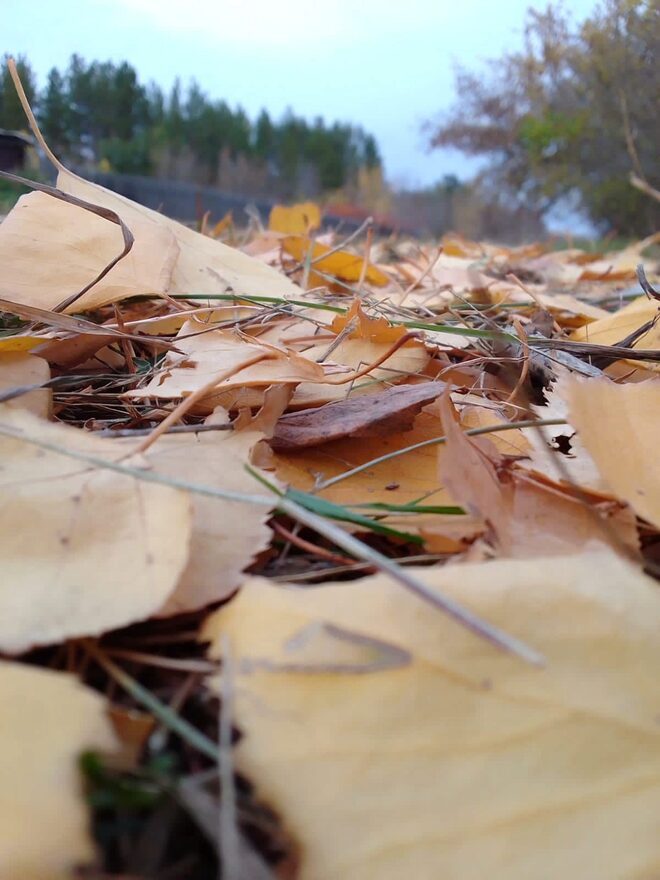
270, 382, 445, 451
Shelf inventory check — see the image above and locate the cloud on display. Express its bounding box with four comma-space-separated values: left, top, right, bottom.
104, 0, 412, 50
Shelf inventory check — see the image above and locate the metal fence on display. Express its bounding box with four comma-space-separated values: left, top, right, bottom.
83, 170, 370, 232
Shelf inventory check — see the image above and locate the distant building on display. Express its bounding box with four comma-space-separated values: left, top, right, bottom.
0, 130, 33, 172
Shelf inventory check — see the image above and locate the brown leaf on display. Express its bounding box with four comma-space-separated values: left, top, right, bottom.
438, 391, 638, 558
271, 382, 445, 450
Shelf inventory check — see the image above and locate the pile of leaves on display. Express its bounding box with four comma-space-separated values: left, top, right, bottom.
1, 61, 660, 880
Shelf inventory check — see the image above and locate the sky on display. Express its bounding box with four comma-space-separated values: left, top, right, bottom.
4, 0, 601, 189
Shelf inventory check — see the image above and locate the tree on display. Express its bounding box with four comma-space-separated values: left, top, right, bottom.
254, 109, 275, 163
39, 68, 70, 156
0, 54, 36, 131
429, 0, 660, 235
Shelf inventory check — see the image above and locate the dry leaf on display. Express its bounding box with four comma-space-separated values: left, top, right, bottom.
0, 661, 117, 879
136, 425, 280, 614
563, 376, 660, 528
203, 550, 660, 880
127, 321, 334, 413
271, 382, 446, 450
290, 302, 430, 407
0, 335, 46, 353
283, 235, 389, 286
519, 375, 605, 490
0, 404, 192, 652
0, 190, 178, 311
438, 393, 638, 557
570, 296, 660, 371
269, 202, 321, 235
0, 352, 51, 418
272, 407, 456, 513
56, 166, 302, 302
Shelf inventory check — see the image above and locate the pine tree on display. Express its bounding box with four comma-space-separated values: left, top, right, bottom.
39, 68, 71, 156
0, 54, 36, 132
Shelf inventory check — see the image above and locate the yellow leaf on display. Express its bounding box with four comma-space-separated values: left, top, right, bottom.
0, 335, 45, 353
0, 404, 192, 652
331, 298, 407, 342
210, 209, 233, 238
204, 550, 660, 880
563, 376, 660, 528
272, 408, 455, 513
283, 235, 389, 286
0, 661, 117, 879
269, 202, 321, 235
0, 352, 51, 418
570, 296, 660, 371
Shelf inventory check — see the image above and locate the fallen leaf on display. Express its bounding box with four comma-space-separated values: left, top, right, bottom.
272, 407, 456, 514
570, 296, 660, 371
0, 404, 192, 652
0, 661, 117, 879
269, 202, 321, 235
0, 335, 46, 352
203, 550, 660, 880
519, 374, 605, 490
271, 382, 446, 450
8, 98, 303, 305
127, 321, 334, 413
283, 235, 389, 287
0, 352, 51, 418
57, 166, 302, 302
562, 376, 660, 528
135, 424, 280, 614
438, 392, 638, 557
0, 190, 178, 311
290, 302, 430, 406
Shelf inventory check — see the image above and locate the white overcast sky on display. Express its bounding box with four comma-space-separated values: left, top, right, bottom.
5, 0, 600, 188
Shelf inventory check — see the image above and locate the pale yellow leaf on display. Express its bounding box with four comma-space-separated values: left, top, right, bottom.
0, 661, 117, 879
134, 426, 279, 614
204, 551, 660, 880
127, 321, 334, 413
57, 167, 302, 302
570, 296, 660, 372
0, 405, 192, 652
0, 190, 178, 312
562, 376, 660, 528
0, 352, 51, 418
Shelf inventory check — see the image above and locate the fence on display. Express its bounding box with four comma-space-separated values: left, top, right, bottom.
82, 170, 371, 232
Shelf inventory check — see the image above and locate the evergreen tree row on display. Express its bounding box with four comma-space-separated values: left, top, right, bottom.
0, 54, 381, 196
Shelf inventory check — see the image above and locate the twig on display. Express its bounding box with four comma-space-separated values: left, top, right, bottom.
82, 640, 219, 763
